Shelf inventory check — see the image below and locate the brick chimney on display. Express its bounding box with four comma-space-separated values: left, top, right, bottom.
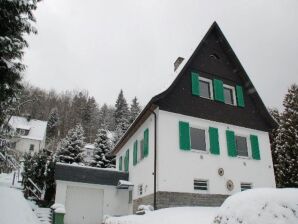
174, 57, 184, 72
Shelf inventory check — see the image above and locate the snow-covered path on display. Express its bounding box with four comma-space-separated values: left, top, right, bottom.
0, 172, 51, 224
0, 186, 40, 224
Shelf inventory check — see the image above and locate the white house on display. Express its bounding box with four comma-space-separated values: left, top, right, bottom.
54, 22, 277, 223
8, 116, 47, 154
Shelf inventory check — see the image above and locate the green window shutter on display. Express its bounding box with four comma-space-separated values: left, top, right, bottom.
133, 140, 138, 165
144, 129, 149, 157
191, 72, 200, 96
125, 150, 129, 171
119, 156, 122, 171
179, 121, 190, 150
209, 127, 220, 155
236, 85, 245, 107
250, 135, 261, 160
226, 130, 237, 157
213, 79, 224, 102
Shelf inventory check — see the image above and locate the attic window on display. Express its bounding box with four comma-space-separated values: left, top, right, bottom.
210, 53, 220, 60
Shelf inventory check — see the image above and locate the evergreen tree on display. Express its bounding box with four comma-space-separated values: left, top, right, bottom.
82, 97, 98, 142
269, 108, 280, 183
113, 90, 129, 144
91, 129, 115, 168
129, 97, 141, 124
274, 84, 298, 187
114, 90, 129, 128
56, 124, 85, 164
0, 0, 40, 125
22, 151, 47, 198
47, 107, 59, 140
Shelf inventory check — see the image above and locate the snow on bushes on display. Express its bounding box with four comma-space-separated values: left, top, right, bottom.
213, 188, 298, 224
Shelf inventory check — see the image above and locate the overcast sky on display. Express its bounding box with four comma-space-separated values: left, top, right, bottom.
23, 0, 298, 110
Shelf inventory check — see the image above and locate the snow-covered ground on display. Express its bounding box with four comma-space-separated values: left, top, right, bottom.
0, 186, 40, 224
213, 188, 298, 224
0, 172, 51, 224
105, 188, 298, 224
105, 206, 218, 224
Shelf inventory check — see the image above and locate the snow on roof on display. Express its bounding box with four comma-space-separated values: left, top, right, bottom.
8, 116, 47, 141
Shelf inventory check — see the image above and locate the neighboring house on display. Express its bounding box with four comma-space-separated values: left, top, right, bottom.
8, 116, 47, 154
83, 143, 95, 163
54, 22, 277, 224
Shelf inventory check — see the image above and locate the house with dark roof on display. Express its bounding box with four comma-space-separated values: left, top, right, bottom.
54, 22, 277, 223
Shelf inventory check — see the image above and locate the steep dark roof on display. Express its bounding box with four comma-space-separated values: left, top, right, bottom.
112, 21, 277, 155
55, 163, 128, 186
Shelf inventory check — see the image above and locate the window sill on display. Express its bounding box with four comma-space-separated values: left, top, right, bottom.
191, 149, 209, 154
237, 156, 251, 160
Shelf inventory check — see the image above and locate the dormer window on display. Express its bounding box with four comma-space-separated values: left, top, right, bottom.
16, 128, 30, 136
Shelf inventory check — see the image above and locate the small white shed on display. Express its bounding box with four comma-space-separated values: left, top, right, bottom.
55, 163, 132, 224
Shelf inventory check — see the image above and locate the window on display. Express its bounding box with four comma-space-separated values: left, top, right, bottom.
190, 127, 207, 151
235, 136, 249, 157
138, 184, 143, 196
199, 77, 213, 99
128, 190, 133, 203
119, 156, 123, 171
139, 139, 144, 161
241, 183, 252, 191
223, 85, 236, 105
29, 144, 34, 151
16, 128, 29, 136
194, 179, 208, 191
10, 142, 16, 149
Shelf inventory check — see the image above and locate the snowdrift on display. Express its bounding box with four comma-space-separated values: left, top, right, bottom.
213, 188, 298, 224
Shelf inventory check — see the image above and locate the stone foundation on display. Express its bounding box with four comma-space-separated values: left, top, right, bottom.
133, 191, 229, 213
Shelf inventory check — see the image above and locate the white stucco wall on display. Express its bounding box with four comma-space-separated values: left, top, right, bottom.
55, 180, 130, 217
14, 138, 43, 154
115, 111, 157, 200
157, 110, 276, 195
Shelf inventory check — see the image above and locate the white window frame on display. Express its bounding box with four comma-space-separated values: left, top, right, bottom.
235, 134, 252, 159
190, 125, 210, 153
223, 84, 237, 106
194, 179, 209, 192
240, 182, 253, 191
199, 77, 214, 100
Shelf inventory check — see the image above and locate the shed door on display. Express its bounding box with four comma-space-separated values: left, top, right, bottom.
65, 186, 103, 224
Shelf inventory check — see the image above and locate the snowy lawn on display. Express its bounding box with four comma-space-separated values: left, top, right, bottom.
0, 186, 39, 224
213, 188, 298, 224
105, 207, 218, 224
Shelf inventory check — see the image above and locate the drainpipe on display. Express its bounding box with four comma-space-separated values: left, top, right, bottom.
149, 108, 157, 210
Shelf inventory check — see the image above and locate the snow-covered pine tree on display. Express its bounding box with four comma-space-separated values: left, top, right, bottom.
114, 90, 129, 128
0, 0, 40, 125
274, 84, 298, 188
268, 108, 280, 184
129, 97, 141, 124
47, 107, 60, 140
113, 90, 130, 145
91, 129, 115, 168
56, 124, 85, 164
